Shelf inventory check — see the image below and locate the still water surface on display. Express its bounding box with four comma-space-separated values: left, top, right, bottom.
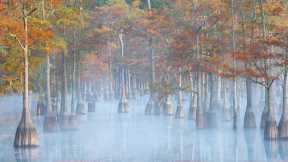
0, 97, 287, 162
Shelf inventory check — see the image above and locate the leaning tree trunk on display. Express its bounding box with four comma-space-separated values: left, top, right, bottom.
14, 15, 39, 148
264, 85, 278, 140
244, 78, 256, 128
279, 68, 288, 139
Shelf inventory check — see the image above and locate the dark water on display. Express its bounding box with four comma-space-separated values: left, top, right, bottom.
0, 95, 288, 162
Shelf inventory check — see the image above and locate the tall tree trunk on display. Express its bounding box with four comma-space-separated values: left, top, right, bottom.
264, 85, 278, 139
46, 55, 52, 115
118, 31, 129, 113
231, 0, 238, 130
243, 78, 256, 128
206, 73, 218, 128
42, 0, 58, 132
108, 43, 114, 99
60, 52, 68, 116
71, 31, 77, 114
223, 79, 231, 121
188, 72, 196, 120
145, 0, 159, 115
258, 0, 278, 140
76, 34, 87, 115
278, 46, 288, 138
43, 54, 59, 132
14, 14, 39, 147
195, 33, 205, 128
164, 94, 173, 116
175, 68, 184, 118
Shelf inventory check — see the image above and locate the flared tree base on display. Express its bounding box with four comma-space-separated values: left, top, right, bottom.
278, 119, 288, 139
76, 102, 87, 115
196, 113, 206, 129
264, 120, 278, 140
223, 108, 232, 121
206, 111, 218, 128
165, 103, 173, 116
88, 102, 96, 113
118, 101, 129, 113
153, 104, 161, 116
145, 99, 153, 115
232, 114, 238, 130
14, 122, 39, 148
43, 115, 59, 133
36, 102, 46, 116
175, 106, 185, 119
145, 99, 159, 115
188, 106, 196, 120
244, 111, 256, 129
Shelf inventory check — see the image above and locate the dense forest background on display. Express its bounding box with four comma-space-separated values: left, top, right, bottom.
0, 0, 288, 148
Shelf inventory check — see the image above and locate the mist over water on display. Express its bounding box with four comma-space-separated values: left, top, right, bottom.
0, 93, 287, 162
